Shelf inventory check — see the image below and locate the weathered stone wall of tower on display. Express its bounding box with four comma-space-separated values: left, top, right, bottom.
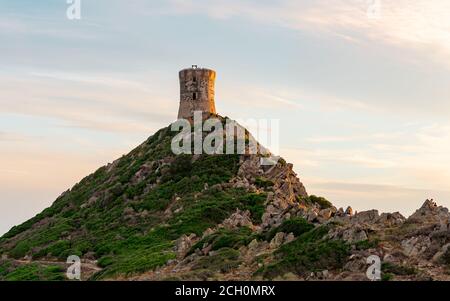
178, 67, 216, 119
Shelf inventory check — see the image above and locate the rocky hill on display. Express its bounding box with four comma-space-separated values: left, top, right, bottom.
1, 116, 450, 281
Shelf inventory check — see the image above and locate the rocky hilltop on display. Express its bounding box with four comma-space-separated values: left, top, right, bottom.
1, 116, 449, 281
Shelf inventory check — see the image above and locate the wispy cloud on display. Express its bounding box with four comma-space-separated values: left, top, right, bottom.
257, 92, 303, 109
0, 131, 26, 142
306, 135, 362, 143
28, 71, 154, 92
0, 16, 99, 40
0, 71, 176, 133
282, 120, 450, 193
161, 0, 450, 67
284, 147, 398, 169
222, 84, 377, 115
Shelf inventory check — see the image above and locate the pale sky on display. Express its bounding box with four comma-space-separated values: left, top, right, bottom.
1, 0, 450, 235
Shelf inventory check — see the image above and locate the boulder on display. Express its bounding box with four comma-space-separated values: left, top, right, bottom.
345, 206, 354, 216
248, 239, 259, 252
307, 210, 319, 223
202, 228, 215, 239
201, 244, 212, 256
174, 234, 197, 259
221, 209, 254, 230
351, 210, 379, 224
432, 243, 450, 263
318, 208, 334, 220
285, 232, 295, 244
401, 235, 431, 257
377, 212, 405, 227
269, 232, 286, 249
342, 226, 368, 243
343, 254, 367, 272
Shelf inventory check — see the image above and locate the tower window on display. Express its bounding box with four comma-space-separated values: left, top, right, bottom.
193, 76, 197, 83
193, 93, 197, 100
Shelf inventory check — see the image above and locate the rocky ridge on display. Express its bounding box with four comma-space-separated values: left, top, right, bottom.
135, 154, 450, 281
0, 117, 450, 281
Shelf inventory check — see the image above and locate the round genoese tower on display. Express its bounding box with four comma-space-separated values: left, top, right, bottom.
178, 65, 216, 119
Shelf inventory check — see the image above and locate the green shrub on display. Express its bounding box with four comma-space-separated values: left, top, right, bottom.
190, 227, 253, 254
309, 195, 333, 209
93, 243, 114, 258
192, 248, 241, 273
254, 177, 274, 189
98, 256, 115, 268
9, 241, 31, 259
48, 240, 72, 258
4, 264, 41, 281
238, 193, 267, 223
41, 265, 65, 281
354, 239, 380, 250
0, 260, 12, 277
2, 263, 64, 281
299, 195, 333, 209
260, 226, 349, 279
165, 154, 192, 182
265, 218, 314, 241
381, 273, 394, 281
382, 262, 416, 276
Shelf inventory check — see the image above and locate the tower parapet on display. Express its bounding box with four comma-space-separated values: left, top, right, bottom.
178, 66, 216, 119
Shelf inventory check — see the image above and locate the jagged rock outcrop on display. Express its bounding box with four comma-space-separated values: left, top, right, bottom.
407, 199, 450, 228
402, 236, 431, 257
221, 209, 255, 230
230, 155, 308, 230
174, 234, 198, 259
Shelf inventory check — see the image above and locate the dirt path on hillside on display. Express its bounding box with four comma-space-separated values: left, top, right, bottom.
12, 258, 102, 280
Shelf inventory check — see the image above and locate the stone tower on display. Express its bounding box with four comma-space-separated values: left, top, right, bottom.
178, 66, 216, 119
